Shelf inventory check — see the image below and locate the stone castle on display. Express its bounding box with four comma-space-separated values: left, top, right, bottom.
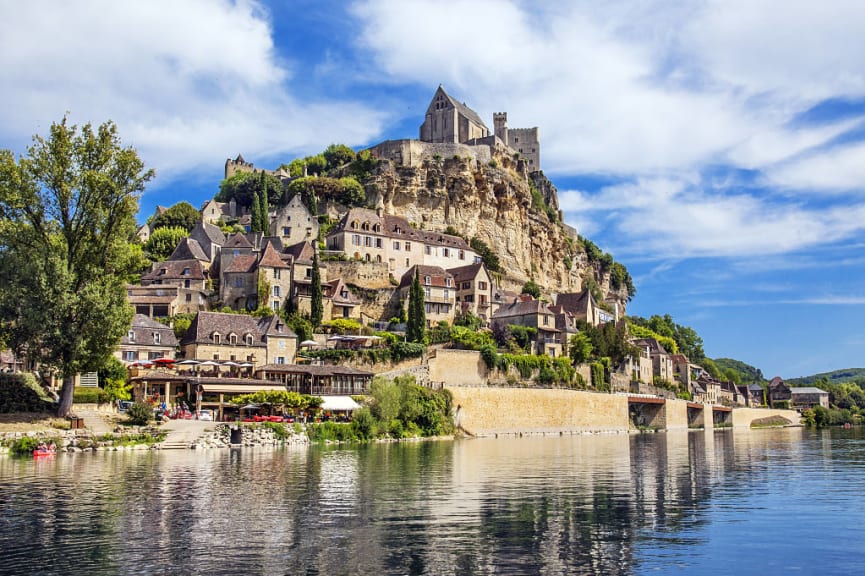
369, 85, 541, 171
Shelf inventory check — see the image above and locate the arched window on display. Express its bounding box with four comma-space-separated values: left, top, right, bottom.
362, 221, 370, 231
373, 223, 381, 233
376, 254, 382, 263
365, 253, 371, 262
350, 220, 358, 229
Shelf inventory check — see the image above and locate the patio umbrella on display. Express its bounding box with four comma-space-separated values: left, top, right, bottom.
299, 340, 318, 347
221, 361, 240, 366
238, 362, 254, 367
177, 359, 200, 365
198, 360, 219, 366
153, 358, 176, 364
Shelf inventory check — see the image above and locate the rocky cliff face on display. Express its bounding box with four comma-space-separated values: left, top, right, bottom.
356, 149, 629, 310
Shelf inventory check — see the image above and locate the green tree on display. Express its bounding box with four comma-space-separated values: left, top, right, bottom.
258, 171, 269, 232
250, 188, 262, 233
149, 201, 200, 232
323, 144, 356, 169
569, 332, 593, 364
284, 312, 312, 343
310, 249, 323, 329
407, 268, 426, 343
521, 279, 541, 298
470, 237, 500, 273
144, 225, 188, 261
0, 116, 152, 416
216, 170, 283, 207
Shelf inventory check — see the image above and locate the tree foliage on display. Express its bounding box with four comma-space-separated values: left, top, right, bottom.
569, 332, 593, 364
0, 116, 152, 416
216, 170, 283, 207
406, 268, 426, 343
149, 201, 200, 232
144, 225, 188, 261
470, 237, 500, 273
323, 144, 356, 169
310, 250, 323, 329
286, 176, 365, 208
521, 279, 541, 298
577, 320, 638, 367
629, 314, 705, 362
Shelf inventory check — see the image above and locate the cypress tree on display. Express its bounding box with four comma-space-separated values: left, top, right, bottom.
251, 188, 262, 233
259, 172, 269, 233
407, 267, 426, 343
310, 249, 323, 329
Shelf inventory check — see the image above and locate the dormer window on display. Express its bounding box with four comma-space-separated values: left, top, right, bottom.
229, 333, 238, 345
212, 332, 221, 344
244, 334, 254, 345
373, 223, 381, 233
424, 276, 431, 285
362, 222, 370, 231
153, 332, 161, 344
127, 330, 135, 342
350, 220, 358, 229
446, 277, 452, 287
182, 267, 191, 276
159, 268, 167, 275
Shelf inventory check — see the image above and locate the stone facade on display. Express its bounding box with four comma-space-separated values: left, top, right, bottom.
399, 265, 456, 327
368, 139, 493, 169
269, 194, 318, 247
420, 85, 490, 144
115, 314, 177, 363
428, 349, 487, 387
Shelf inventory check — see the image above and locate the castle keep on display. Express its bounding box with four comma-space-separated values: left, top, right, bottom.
372, 85, 541, 171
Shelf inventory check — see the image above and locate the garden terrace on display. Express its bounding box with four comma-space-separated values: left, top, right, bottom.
256, 364, 373, 396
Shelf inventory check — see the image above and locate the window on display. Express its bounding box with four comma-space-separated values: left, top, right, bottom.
405, 258, 410, 267
425, 303, 431, 313
352, 234, 361, 246
375, 238, 382, 248
459, 250, 465, 260
245, 334, 254, 346
462, 281, 471, 290
229, 334, 238, 345
233, 249, 240, 257
478, 281, 488, 290
424, 276, 431, 285
185, 293, 192, 302
350, 220, 358, 229
213, 333, 221, 344
543, 315, 549, 326
373, 223, 381, 233
424, 287, 431, 298
127, 330, 135, 342
362, 222, 370, 231
184, 279, 191, 288
272, 300, 280, 311
273, 286, 281, 297
306, 268, 311, 278
213, 354, 220, 360
273, 268, 280, 280
276, 356, 285, 364
425, 245, 431, 255
235, 277, 243, 288
123, 351, 137, 361
446, 277, 452, 287
182, 267, 191, 276
405, 242, 411, 252
340, 289, 348, 298
283, 227, 291, 236
393, 241, 400, 250
444, 289, 449, 299
364, 236, 372, 247
443, 248, 450, 258
153, 332, 161, 344
148, 352, 163, 360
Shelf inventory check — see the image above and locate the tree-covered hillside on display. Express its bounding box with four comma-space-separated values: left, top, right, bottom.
713, 358, 765, 384
788, 368, 865, 387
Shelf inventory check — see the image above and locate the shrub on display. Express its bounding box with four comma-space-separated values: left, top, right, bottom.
126, 402, 153, 426
351, 407, 377, 440
0, 373, 54, 413
262, 421, 290, 440
73, 387, 109, 404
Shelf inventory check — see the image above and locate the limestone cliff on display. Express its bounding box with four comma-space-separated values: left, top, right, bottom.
351, 149, 630, 310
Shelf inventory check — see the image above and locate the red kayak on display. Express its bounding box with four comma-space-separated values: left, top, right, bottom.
33, 449, 56, 457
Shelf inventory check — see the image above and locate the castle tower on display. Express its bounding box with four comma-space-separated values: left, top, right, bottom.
493, 112, 508, 144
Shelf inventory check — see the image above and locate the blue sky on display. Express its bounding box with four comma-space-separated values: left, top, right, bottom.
3, 0, 865, 378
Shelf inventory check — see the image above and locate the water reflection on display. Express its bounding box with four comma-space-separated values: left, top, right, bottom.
1, 428, 864, 575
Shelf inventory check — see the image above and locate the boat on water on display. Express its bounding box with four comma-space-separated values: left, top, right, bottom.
33, 449, 56, 457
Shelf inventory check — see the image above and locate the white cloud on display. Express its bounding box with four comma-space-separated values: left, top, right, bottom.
766, 141, 865, 193
352, 0, 865, 178
0, 0, 386, 181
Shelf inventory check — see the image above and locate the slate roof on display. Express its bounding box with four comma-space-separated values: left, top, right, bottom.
284, 240, 315, 262
259, 242, 289, 268
142, 259, 205, 282
632, 337, 669, 356
791, 387, 829, 395
181, 312, 268, 347
768, 376, 787, 389
448, 262, 485, 284
122, 314, 178, 347
556, 290, 596, 315
332, 208, 470, 250
198, 220, 226, 246
223, 254, 258, 274
491, 298, 555, 319
224, 233, 253, 249
437, 86, 488, 131
169, 237, 209, 262
399, 265, 453, 289
324, 278, 360, 306
126, 284, 179, 304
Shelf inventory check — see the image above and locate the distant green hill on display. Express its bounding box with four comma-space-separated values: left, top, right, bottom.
713, 358, 765, 384
787, 368, 865, 386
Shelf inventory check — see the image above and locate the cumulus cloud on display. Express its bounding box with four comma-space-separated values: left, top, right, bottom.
0, 0, 386, 181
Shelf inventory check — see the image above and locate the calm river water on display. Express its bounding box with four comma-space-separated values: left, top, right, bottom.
1, 427, 863, 575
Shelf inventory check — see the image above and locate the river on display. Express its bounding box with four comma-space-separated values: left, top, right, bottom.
0, 427, 862, 575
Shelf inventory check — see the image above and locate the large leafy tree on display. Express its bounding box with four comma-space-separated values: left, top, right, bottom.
310, 249, 323, 329
0, 117, 153, 416
406, 268, 426, 343
149, 201, 200, 232
216, 170, 283, 207
144, 225, 188, 261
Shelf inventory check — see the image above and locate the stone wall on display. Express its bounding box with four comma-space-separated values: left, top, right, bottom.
429, 349, 487, 386
664, 399, 690, 431
368, 139, 491, 169
447, 387, 629, 436
324, 260, 392, 289
731, 407, 801, 428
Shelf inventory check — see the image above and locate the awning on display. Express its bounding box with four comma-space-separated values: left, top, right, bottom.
320, 396, 361, 411
200, 384, 286, 394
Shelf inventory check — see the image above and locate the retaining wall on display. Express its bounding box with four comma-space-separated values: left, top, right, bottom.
731, 407, 801, 428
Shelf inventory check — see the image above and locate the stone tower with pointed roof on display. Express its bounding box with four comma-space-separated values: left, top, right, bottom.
420, 85, 490, 144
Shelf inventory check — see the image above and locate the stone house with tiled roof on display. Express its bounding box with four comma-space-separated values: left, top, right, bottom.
221, 254, 259, 311
169, 237, 211, 269
323, 277, 361, 320
115, 314, 178, 363
491, 298, 562, 357
631, 337, 674, 384
180, 311, 297, 367
555, 289, 614, 327
126, 284, 181, 318
326, 207, 478, 277
399, 265, 456, 327
189, 220, 225, 264
141, 259, 209, 314
201, 198, 239, 225
258, 242, 292, 313
270, 194, 318, 247
768, 376, 792, 408
448, 262, 494, 323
